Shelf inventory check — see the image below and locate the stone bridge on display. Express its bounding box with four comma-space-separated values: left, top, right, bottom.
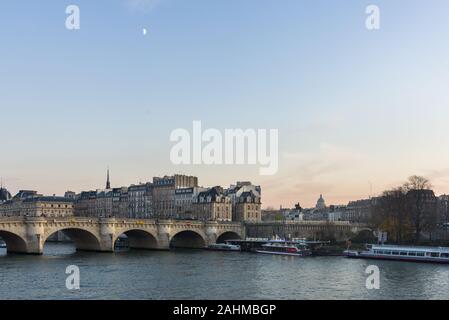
0, 217, 245, 254
245, 221, 372, 242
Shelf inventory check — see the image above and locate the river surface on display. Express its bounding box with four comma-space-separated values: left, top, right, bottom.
0, 243, 448, 300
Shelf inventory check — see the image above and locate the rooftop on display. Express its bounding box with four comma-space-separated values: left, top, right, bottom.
23, 196, 74, 203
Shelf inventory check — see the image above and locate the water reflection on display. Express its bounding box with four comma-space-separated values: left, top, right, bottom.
0, 243, 448, 299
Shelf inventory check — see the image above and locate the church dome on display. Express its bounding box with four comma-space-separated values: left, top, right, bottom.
0, 187, 12, 202
315, 194, 326, 210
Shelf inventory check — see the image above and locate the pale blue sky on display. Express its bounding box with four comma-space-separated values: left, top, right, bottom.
1, 0, 449, 207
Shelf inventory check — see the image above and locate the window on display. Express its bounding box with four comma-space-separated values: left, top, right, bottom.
431, 252, 440, 258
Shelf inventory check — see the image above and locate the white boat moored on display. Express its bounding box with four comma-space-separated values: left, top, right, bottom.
344, 244, 449, 264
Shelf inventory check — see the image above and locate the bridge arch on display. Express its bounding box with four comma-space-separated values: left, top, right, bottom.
43, 228, 102, 252
170, 230, 206, 249
114, 229, 159, 250
0, 230, 28, 254
216, 231, 241, 243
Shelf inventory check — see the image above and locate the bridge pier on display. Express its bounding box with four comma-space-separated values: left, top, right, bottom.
24, 235, 43, 254
151, 222, 169, 250
156, 233, 170, 250
205, 224, 218, 247
22, 217, 46, 254
99, 219, 116, 253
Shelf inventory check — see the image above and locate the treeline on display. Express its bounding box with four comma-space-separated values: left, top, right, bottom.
370, 176, 441, 244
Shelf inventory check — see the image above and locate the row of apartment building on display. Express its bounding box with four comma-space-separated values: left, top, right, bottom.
271, 192, 449, 224
0, 174, 262, 222
262, 194, 367, 223
75, 175, 261, 222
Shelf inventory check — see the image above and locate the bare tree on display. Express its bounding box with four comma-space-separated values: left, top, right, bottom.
372, 187, 410, 243
371, 176, 439, 244
403, 176, 437, 243
403, 175, 432, 191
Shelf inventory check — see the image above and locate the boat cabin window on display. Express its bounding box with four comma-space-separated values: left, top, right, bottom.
441, 253, 449, 258
408, 252, 416, 256
430, 252, 440, 258
416, 252, 425, 257
400, 251, 408, 256
392, 251, 400, 255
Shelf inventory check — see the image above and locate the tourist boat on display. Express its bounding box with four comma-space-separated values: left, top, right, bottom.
207, 243, 241, 251
255, 241, 311, 256
0, 240, 6, 248
344, 244, 449, 264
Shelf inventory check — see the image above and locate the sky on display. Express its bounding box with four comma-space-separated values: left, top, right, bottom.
1, 0, 449, 208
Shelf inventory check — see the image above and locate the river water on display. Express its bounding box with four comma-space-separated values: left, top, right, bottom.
0, 243, 448, 300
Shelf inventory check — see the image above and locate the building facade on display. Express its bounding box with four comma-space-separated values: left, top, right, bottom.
74, 187, 129, 218
74, 174, 199, 219
21, 197, 74, 217
0, 173, 265, 224
128, 183, 153, 219
152, 174, 198, 218
0, 190, 40, 217
192, 187, 232, 221
343, 199, 375, 223
234, 190, 262, 222
174, 186, 208, 219
0, 193, 73, 218
226, 181, 262, 222
439, 195, 449, 224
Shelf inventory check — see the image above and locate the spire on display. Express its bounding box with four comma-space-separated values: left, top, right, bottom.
106, 167, 111, 189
